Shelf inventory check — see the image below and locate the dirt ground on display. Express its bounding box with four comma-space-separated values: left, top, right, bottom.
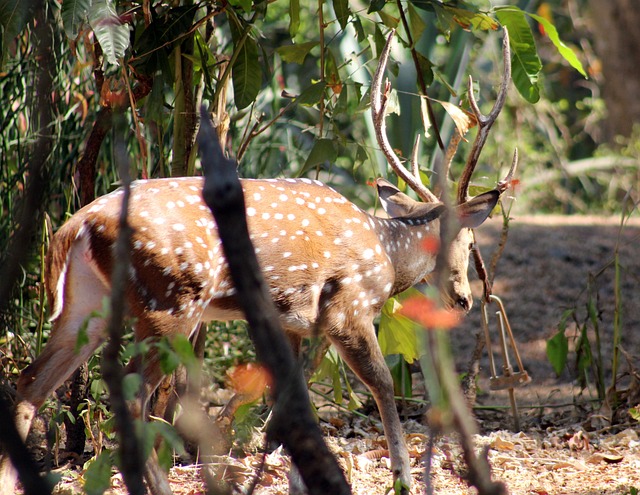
26, 214, 640, 494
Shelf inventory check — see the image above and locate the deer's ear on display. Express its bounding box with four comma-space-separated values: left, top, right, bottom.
457, 190, 500, 228
376, 178, 424, 218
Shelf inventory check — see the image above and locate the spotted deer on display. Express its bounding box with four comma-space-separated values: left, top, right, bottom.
0, 31, 516, 494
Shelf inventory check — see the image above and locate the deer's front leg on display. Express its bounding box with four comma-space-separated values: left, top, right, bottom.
327, 319, 411, 493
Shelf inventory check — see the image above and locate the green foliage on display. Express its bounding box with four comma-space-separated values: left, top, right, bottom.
88, 0, 130, 66
229, 15, 261, 110
0, 0, 33, 65
546, 331, 568, 377
83, 450, 113, 495
546, 310, 571, 376
528, 12, 586, 77
311, 347, 362, 411
61, 0, 92, 38
379, 289, 422, 364
495, 7, 542, 103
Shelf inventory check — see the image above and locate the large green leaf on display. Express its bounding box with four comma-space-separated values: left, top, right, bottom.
495, 7, 541, 103
332, 0, 350, 31
61, 0, 92, 38
83, 450, 113, 495
379, 290, 423, 363
302, 138, 337, 172
277, 41, 319, 65
295, 80, 326, 106
528, 12, 587, 77
88, 0, 129, 66
407, 1, 426, 47
230, 22, 261, 110
546, 329, 568, 376
0, 0, 32, 66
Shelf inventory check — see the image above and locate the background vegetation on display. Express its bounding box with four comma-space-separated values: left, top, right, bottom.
0, 0, 638, 492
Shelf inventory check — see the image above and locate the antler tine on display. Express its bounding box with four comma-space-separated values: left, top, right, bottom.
371, 30, 439, 203
456, 28, 512, 204
410, 134, 421, 179
497, 147, 519, 193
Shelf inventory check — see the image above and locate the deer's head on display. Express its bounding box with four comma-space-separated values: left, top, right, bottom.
371, 30, 517, 312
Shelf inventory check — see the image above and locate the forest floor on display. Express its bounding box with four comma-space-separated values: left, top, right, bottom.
22, 214, 640, 494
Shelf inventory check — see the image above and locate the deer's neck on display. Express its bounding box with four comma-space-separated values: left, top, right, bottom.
370, 215, 440, 296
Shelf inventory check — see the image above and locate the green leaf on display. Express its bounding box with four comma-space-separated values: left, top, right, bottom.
386, 354, 413, 398
415, 50, 434, 86
61, 0, 91, 38
431, 4, 454, 40
295, 81, 326, 106
332, 0, 350, 30
546, 329, 568, 376
324, 48, 341, 89
575, 325, 593, 383
495, 7, 541, 103
229, 0, 252, 15
0, 0, 32, 67
378, 9, 399, 30
88, 0, 130, 66
122, 373, 142, 401
527, 13, 586, 77
333, 83, 348, 114
302, 138, 337, 171
289, 0, 299, 37
157, 340, 180, 375
378, 290, 423, 363
310, 347, 344, 405
367, 0, 386, 14
171, 334, 198, 375
83, 450, 113, 495
407, 2, 426, 47
443, 6, 499, 31
277, 41, 319, 65
230, 22, 261, 110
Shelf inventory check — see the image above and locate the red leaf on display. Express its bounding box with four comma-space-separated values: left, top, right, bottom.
399, 296, 461, 330
421, 236, 440, 254
229, 363, 271, 400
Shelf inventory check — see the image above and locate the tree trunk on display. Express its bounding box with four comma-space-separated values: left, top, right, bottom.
590, 0, 640, 141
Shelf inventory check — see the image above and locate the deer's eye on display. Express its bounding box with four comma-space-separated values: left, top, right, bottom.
469, 242, 475, 251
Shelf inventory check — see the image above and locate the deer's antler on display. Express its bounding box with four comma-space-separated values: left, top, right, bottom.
371, 30, 439, 203
457, 28, 515, 205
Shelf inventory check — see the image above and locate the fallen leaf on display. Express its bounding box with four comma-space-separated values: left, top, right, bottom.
490, 436, 516, 451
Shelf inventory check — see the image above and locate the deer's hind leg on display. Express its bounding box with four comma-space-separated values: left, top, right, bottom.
0, 246, 111, 495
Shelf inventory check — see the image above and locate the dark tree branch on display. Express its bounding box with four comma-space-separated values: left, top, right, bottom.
197, 108, 351, 495
99, 119, 147, 495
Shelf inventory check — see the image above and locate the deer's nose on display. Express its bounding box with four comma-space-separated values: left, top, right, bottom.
456, 295, 473, 312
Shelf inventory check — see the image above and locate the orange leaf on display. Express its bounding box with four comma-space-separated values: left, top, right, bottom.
399, 296, 460, 330
421, 236, 440, 254
229, 363, 271, 400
